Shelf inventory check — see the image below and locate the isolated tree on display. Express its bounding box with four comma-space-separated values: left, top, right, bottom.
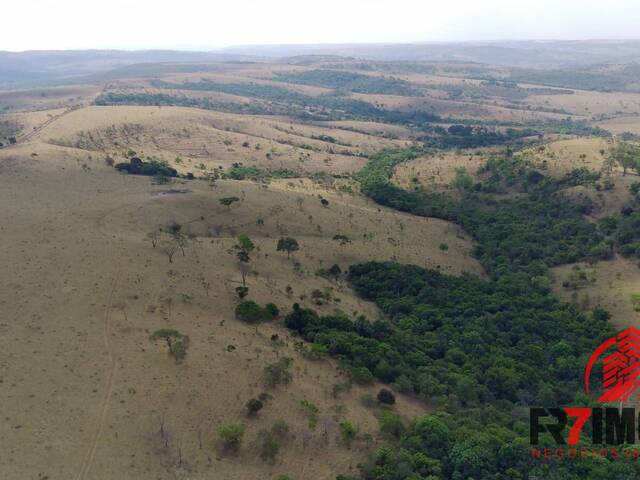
220, 196, 240, 210
160, 240, 178, 263
233, 234, 255, 286
320, 198, 329, 207
377, 388, 396, 405
173, 232, 189, 256
246, 398, 264, 416
276, 237, 299, 258
218, 422, 245, 451
149, 329, 190, 362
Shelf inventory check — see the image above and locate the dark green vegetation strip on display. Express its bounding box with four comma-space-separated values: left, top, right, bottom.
418, 124, 540, 149
224, 165, 299, 181
285, 148, 640, 479
274, 69, 421, 96
96, 80, 440, 125
510, 66, 640, 92
95, 91, 274, 116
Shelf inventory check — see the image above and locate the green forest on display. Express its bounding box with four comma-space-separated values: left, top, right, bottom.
283, 148, 640, 479
274, 69, 421, 96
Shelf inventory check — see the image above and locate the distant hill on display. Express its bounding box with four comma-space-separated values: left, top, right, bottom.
3, 40, 640, 88
0, 50, 257, 86
222, 40, 640, 68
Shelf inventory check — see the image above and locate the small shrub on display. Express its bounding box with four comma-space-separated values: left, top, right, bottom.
257, 429, 279, 462
246, 398, 264, 416
265, 303, 279, 317
300, 400, 319, 429
235, 286, 249, 299
632, 293, 640, 312
219, 422, 245, 450
316, 264, 342, 280
339, 421, 357, 446
148, 329, 190, 363
219, 196, 240, 209
264, 357, 293, 387
271, 419, 290, 440
377, 388, 396, 405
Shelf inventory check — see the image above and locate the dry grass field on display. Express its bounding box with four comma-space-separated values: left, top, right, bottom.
0, 130, 478, 479
521, 137, 612, 178
392, 152, 487, 192
34, 105, 409, 175
550, 256, 640, 329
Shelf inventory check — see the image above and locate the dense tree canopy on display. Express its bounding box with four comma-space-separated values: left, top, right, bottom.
283, 147, 640, 479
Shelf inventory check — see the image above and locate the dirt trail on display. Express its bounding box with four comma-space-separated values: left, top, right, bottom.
75, 270, 121, 480
16, 105, 81, 144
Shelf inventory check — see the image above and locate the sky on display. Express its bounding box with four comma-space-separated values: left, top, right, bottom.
3, 0, 640, 51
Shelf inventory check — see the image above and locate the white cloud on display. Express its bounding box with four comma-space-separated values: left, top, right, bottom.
3, 0, 640, 51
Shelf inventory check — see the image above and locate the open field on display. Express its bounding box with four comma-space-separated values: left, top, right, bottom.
36, 105, 407, 175
551, 256, 640, 328
392, 151, 487, 192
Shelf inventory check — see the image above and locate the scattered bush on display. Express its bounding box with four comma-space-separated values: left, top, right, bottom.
148, 329, 190, 363
271, 419, 290, 440
246, 398, 264, 416
257, 429, 279, 462
300, 400, 319, 429
316, 264, 342, 279
377, 388, 396, 405
219, 196, 240, 209
235, 300, 279, 323
263, 357, 293, 388
235, 286, 249, 299
339, 421, 357, 446
218, 422, 245, 450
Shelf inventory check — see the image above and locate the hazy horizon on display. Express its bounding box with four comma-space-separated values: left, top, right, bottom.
4, 0, 640, 51
4, 38, 640, 54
